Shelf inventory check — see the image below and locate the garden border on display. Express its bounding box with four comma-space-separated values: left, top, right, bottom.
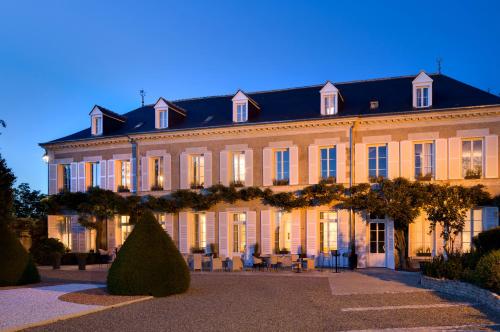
420, 275, 500, 313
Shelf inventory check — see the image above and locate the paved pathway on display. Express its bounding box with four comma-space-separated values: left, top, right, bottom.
0, 283, 104, 331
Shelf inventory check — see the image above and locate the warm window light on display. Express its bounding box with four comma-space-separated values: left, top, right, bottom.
158, 175, 164, 184
42, 153, 49, 163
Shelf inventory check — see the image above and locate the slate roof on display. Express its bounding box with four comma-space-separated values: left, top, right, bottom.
92, 105, 126, 122
43, 74, 500, 145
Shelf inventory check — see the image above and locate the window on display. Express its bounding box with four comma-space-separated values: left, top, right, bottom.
233, 213, 246, 253
89, 162, 101, 188
85, 229, 96, 252
158, 110, 168, 128
119, 216, 133, 245
151, 157, 164, 189
416, 87, 429, 108
324, 94, 337, 115
232, 152, 246, 184
120, 160, 131, 188
193, 213, 206, 249
61, 164, 71, 192
368, 145, 387, 180
462, 139, 483, 178
156, 213, 167, 231
462, 209, 482, 252
274, 211, 291, 252
190, 155, 205, 188
58, 216, 72, 249
320, 147, 336, 181
319, 211, 338, 253
236, 103, 248, 122
274, 149, 290, 182
414, 142, 434, 180
92, 116, 103, 135
369, 222, 385, 254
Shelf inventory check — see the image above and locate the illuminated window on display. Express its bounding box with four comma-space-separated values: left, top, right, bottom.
58, 216, 72, 250
232, 152, 246, 184
414, 142, 434, 180
89, 162, 101, 188
236, 103, 247, 122
190, 155, 205, 188
274, 211, 291, 252
368, 145, 387, 180
61, 164, 71, 192
120, 160, 131, 188
233, 213, 246, 253
193, 213, 206, 249
324, 94, 337, 115
319, 211, 338, 253
462, 139, 483, 178
120, 216, 133, 245
151, 157, 164, 189
320, 147, 336, 181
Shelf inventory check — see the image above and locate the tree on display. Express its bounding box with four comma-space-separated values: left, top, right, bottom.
423, 184, 488, 258
0, 119, 5, 135
12, 183, 47, 238
0, 154, 16, 225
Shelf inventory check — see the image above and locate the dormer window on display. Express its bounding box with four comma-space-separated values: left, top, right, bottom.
158, 110, 168, 129
412, 71, 433, 109
236, 103, 248, 122
320, 81, 339, 116
232, 90, 259, 123
92, 115, 103, 135
370, 100, 379, 110
154, 97, 187, 130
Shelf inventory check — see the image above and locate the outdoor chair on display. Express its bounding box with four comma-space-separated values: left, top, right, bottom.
211, 257, 223, 272
304, 257, 315, 271
270, 255, 281, 271
193, 253, 203, 271
252, 256, 264, 271
231, 256, 243, 271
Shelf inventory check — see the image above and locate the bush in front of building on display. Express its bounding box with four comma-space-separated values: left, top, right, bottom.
473, 227, 500, 254
30, 237, 66, 265
475, 249, 500, 294
0, 223, 40, 286
107, 210, 190, 297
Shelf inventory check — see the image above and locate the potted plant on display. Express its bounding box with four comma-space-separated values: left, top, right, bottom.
76, 253, 88, 270
230, 180, 244, 188
190, 183, 204, 189
117, 185, 130, 193
190, 246, 205, 254
273, 179, 289, 186
150, 184, 164, 191
41, 238, 66, 270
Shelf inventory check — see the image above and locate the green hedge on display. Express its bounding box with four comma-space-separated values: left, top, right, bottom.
0, 223, 40, 286
473, 227, 500, 254
107, 210, 190, 297
475, 250, 500, 294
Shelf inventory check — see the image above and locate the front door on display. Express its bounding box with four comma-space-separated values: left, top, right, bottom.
369, 222, 386, 267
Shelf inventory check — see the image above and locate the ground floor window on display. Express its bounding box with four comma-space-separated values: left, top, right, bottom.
274, 211, 291, 252
58, 216, 72, 250
319, 211, 338, 253
462, 208, 482, 252
120, 216, 133, 245
233, 212, 246, 253
85, 229, 96, 252
193, 213, 206, 249
369, 222, 385, 254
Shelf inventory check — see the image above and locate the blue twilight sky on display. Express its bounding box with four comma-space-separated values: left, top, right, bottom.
0, 1, 499, 193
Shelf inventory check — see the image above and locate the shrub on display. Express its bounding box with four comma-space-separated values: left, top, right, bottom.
30, 237, 66, 265
473, 227, 500, 254
475, 250, 500, 294
0, 223, 40, 286
107, 210, 190, 297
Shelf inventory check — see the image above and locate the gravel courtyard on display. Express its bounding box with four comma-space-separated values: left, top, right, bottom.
22, 268, 500, 332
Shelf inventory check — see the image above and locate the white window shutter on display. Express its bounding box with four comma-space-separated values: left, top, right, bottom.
289, 146, 299, 185
141, 157, 149, 191
388, 141, 400, 179
78, 162, 86, 192
163, 214, 174, 239
246, 211, 257, 254
48, 164, 57, 195
354, 143, 367, 183
260, 210, 272, 255
485, 135, 498, 179
435, 139, 448, 180
179, 212, 189, 254
99, 160, 107, 189
71, 216, 86, 252
291, 210, 301, 254
308, 145, 319, 184
206, 212, 216, 250
262, 148, 273, 186
180, 153, 188, 189
482, 207, 498, 230
385, 219, 395, 269
336, 143, 347, 184
244, 149, 253, 186
400, 140, 412, 180
204, 152, 212, 187
448, 137, 461, 179
338, 209, 350, 252
306, 209, 317, 257
164, 154, 172, 190
107, 160, 115, 191
218, 212, 229, 257
70, 162, 78, 192
219, 150, 229, 186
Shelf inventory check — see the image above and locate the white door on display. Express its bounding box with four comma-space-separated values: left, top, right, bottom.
368, 222, 386, 267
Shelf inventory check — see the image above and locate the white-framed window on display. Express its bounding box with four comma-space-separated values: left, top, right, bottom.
369, 222, 385, 254
462, 208, 482, 252
368, 145, 387, 180
324, 94, 337, 115
320, 147, 336, 181
462, 139, 483, 179
319, 211, 338, 253
151, 157, 164, 190
85, 229, 96, 252
92, 116, 103, 135
416, 87, 430, 108
159, 110, 168, 129
120, 160, 131, 188
119, 215, 133, 246
156, 213, 167, 231
89, 162, 101, 188
236, 103, 248, 122
274, 211, 291, 253
60, 164, 71, 192
193, 213, 206, 249
232, 152, 246, 184
414, 142, 434, 180
58, 216, 72, 250
190, 155, 205, 188
232, 212, 246, 253
274, 149, 290, 182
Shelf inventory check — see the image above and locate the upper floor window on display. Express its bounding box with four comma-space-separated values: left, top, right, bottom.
324, 94, 337, 115
232, 151, 246, 185
462, 139, 483, 179
320, 147, 336, 181
368, 145, 387, 180
320, 81, 339, 116
414, 142, 434, 180
319, 211, 338, 253
193, 213, 206, 250
274, 149, 290, 185
120, 160, 131, 189
416, 87, 429, 108
232, 212, 246, 253
60, 164, 71, 192
190, 155, 205, 189
412, 71, 433, 108
88, 162, 101, 188
158, 110, 168, 129
151, 157, 164, 190
274, 211, 291, 253
92, 115, 103, 136
236, 103, 248, 122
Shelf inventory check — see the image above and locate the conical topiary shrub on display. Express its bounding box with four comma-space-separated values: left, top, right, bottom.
0, 223, 40, 286
107, 210, 190, 297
